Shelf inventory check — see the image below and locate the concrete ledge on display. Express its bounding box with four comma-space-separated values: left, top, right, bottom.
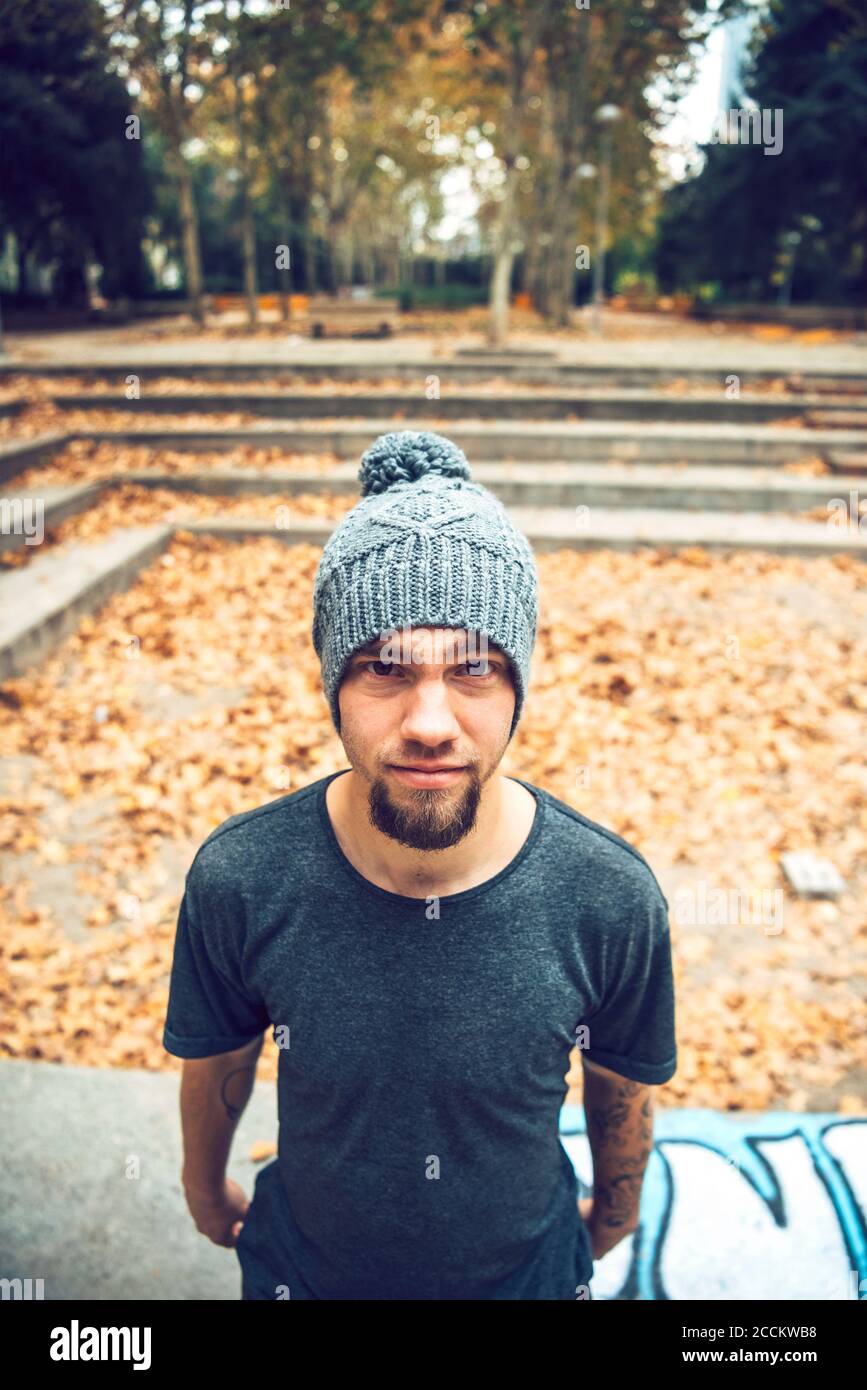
0, 524, 172, 680
179, 508, 867, 559
123, 462, 867, 514
508, 505, 867, 556
6, 420, 862, 487
455, 345, 559, 358
50, 390, 867, 425
0, 482, 106, 555
73, 421, 867, 465
0, 433, 69, 485
2, 360, 866, 390
0, 1059, 272, 1300
179, 516, 336, 546
827, 451, 867, 476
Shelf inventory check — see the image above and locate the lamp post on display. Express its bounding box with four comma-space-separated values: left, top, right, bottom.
576, 163, 596, 322
591, 103, 622, 336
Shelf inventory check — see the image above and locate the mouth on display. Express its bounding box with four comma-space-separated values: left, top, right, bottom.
388, 764, 468, 789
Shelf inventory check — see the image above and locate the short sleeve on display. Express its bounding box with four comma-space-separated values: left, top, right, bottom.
583, 889, 677, 1085
163, 855, 271, 1058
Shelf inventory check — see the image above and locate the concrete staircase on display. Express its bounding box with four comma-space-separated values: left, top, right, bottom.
1, 359, 866, 680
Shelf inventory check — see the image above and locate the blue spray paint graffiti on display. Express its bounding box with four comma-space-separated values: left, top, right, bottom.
559, 1105, 867, 1301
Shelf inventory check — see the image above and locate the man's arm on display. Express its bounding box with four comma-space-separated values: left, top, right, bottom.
579, 1055, 655, 1261
179, 1031, 266, 1247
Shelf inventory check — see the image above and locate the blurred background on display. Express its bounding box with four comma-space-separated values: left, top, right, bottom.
0, 0, 864, 341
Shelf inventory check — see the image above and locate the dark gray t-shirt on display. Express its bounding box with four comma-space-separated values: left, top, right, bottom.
163, 769, 677, 1300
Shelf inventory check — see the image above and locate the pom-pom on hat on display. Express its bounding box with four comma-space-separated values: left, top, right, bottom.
311, 429, 538, 742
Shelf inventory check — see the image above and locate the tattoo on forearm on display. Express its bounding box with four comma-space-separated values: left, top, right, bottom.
220, 1065, 255, 1120
594, 1169, 648, 1227
586, 1088, 641, 1147
584, 1075, 654, 1229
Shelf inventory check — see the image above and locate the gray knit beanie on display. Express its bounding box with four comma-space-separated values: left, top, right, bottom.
311, 430, 538, 741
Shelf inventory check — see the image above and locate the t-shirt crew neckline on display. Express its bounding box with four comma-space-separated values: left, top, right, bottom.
317, 768, 546, 909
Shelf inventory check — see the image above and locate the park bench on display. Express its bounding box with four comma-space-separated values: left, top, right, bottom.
303, 294, 400, 339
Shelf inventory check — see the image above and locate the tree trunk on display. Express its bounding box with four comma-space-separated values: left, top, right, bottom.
303, 224, 316, 292
276, 182, 291, 320
488, 163, 520, 347
340, 227, 353, 287
241, 196, 258, 327
485, 3, 555, 345
172, 149, 205, 326
553, 188, 576, 327
545, 19, 589, 327
234, 94, 258, 328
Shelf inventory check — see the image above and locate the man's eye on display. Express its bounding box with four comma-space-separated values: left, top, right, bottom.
366, 660, 399, 676
456, 660, 493, 677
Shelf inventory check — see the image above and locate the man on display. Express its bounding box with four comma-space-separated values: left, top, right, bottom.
163, 429, 677, 1300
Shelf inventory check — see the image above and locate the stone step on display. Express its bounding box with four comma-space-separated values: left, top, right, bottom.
826, 451, 867, 476
0, 433, 70, 486
180, 508, 867, 558
120, 462, 866, 514
74, 421, 867, 466
3, 360, 866, 391
455, 345, 559, 357
0, 481, 104, 555
786, 374, 867, 397
0, 523, 172, 680
50, 389, 866, 425
2, 466, 854, 559
805, 411, 867, 429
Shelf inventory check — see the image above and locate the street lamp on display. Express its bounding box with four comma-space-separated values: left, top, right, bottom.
591, 103, 622, 336
576, 164, 596, 317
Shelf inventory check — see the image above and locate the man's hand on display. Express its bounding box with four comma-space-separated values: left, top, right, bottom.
578, 1194, 638, 1262
182, 1175, 251, 1249
578, 1055, 654, 1262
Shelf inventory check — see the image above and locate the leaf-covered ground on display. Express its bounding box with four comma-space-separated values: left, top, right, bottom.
1, 531, 865, 1113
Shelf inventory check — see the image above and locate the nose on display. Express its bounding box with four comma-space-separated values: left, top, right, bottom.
398, 674, 462, 747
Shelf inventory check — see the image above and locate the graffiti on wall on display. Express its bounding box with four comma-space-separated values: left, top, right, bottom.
559, 1105, 867, 1300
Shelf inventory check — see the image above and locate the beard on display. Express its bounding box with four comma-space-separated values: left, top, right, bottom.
367, 765, 483, 851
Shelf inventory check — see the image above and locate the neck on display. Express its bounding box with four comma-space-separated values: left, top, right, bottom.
328, 767, 517, 898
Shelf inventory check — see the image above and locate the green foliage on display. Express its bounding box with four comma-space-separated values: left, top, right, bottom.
655, 0, 867, 302
395, 282, 489, 310
0, 0, 152, 300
